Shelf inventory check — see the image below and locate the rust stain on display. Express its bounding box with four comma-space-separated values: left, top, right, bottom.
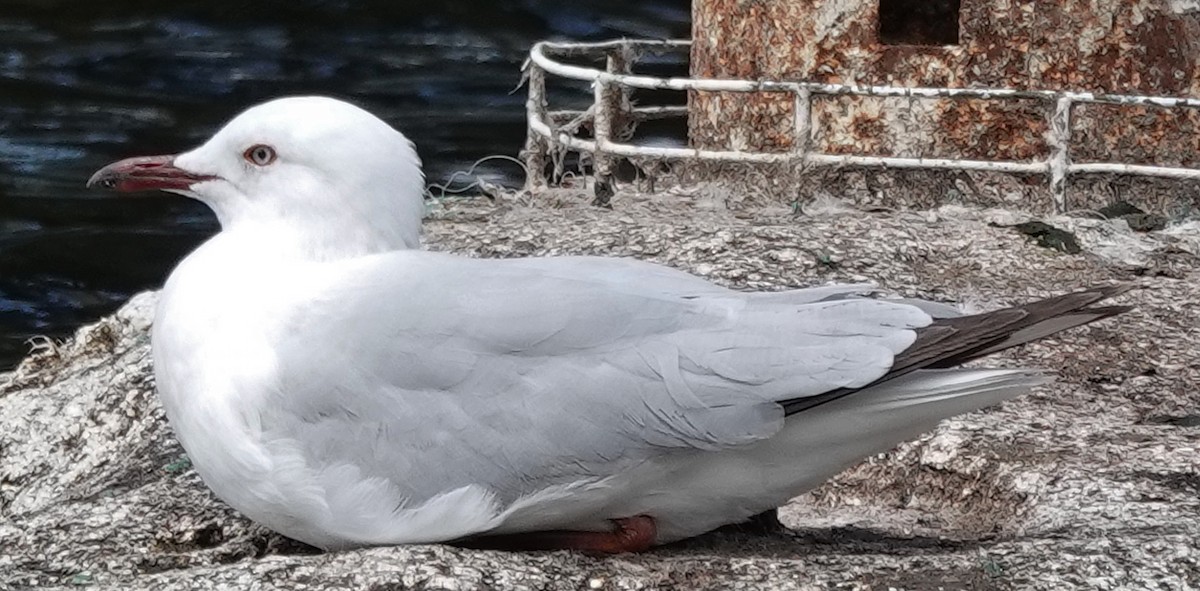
938, 99, 1049, 161
850, 113, 887, 149
1075, 104, 1200, 168
818, 98, 889, 156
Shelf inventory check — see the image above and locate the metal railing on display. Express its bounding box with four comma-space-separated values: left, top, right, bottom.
523, 39, 1200, 211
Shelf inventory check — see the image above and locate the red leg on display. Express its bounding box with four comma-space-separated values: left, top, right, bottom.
456, 515, 657, 554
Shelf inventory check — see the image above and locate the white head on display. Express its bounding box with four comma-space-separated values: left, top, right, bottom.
88, 96, 425, 260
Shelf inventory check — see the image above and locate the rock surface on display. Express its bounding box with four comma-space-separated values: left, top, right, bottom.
2, 191, 1199, 591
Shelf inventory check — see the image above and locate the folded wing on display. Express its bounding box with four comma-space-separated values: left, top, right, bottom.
261, 252, 932, 507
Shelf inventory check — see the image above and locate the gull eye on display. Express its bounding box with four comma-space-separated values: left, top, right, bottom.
243, 144, 277, 166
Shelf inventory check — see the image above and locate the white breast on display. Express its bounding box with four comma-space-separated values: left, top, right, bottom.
151, 235, 510, 549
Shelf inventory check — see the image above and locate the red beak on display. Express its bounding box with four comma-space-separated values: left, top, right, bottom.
87, 155, 217, 193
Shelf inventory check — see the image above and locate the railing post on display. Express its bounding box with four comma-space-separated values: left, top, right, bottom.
592, 78, 614, 206
591, 49, 629, 207
1048, 95, 1073, 212
792, 88, 813, 164
521, 62, 549, 193
607, 47, 633, 138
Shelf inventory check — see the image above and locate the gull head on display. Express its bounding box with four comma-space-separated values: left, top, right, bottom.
88, 96, 425, 259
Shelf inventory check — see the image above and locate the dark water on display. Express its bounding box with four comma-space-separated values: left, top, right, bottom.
0, 1, 690, 368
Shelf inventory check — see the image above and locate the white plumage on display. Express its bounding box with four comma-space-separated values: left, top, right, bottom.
87, 96, 1126, 551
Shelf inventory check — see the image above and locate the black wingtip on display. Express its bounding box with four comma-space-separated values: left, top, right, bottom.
779, 285, 1136, 416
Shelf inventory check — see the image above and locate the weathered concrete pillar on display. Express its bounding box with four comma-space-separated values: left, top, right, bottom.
688, 0, 1200, 173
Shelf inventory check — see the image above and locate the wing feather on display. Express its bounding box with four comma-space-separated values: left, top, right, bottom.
260, 251, 929, 507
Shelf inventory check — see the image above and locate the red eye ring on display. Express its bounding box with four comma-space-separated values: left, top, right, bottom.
243, 144, 277, 166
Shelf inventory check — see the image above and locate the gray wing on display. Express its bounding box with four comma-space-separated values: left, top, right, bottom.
263, 251, 931, 505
